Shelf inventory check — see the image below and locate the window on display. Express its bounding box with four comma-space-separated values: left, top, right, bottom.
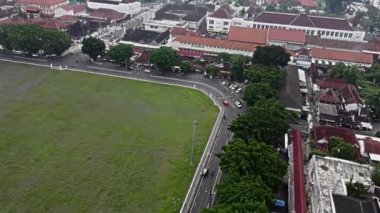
339, 32, 343, 37
344, 33, 348, 38
209, 20, 214, 25
223, 27, 228, 31
311, 30, 314, 35
209, 26, 214, 29
335, 32, 339, 37
321, 31, 325, 35
223, 21, 229, 26
349, 33, 353, 38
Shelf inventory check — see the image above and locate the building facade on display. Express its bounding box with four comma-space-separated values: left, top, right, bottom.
252, 12, 366, 41
17, 0, 69, 17
87, 0, 141, 16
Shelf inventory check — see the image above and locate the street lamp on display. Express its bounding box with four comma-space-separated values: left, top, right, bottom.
191, 120, 198, 165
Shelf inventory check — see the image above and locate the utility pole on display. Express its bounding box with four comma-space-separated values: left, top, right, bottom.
191, 120, 198, 165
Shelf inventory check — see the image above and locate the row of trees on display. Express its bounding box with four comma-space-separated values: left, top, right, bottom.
0, 24, 72, 55
206, 46, 292, 211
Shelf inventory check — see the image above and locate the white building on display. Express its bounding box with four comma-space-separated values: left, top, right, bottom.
144, 19, 187, 33
307, 155, 374, 213
54, 4, 86, 17
17, 0, 69, 17
252, 11, 366, 41
87, 0, 141, 16
206, 4, 254, 33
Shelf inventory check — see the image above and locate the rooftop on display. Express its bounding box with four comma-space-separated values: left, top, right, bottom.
316, 89, 341, 104
333, 194, 378, 213
228, 26, 267, 44
17, 0, 67, 5
124, 28, 169, 45
174, 35, 259, 52
278, 65, 302, 112
308, 155, 373, 213
254, 12, 355, 31
209, 4, 234, 19
299, 0, 317, 7
170, 26, 199, 37
155, 4, 209, 22
317, 78, 349, 90
292, 129, 307, 213
311, 47, 374, 65
268, 28, 306, 44
306, 35, 369, 52
313, 125, 357, 151
318, 103, 338, 116
88, 8, 125, 22
59, 4, 86, 14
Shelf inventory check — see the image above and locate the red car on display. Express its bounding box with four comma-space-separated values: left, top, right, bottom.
222, 100, 228, 106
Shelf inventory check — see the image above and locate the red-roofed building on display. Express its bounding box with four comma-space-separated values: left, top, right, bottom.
228, 26, 267, 44
42, 20, 67, 30
310, 47, 374, 68
169, 35, 260, 57
17, 0, 69, 17
316, 89, 341, 104
252, 11, 365, 42
88, 8, 126, 24
170, 26, 199, 39
292, 129, 307, 213
299, 0, 317, 7
54, 4, 86, 18
313, 125, 357, 151
357, 135, 380, 161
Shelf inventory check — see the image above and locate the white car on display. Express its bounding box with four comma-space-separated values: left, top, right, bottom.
221, 81, 227, 86
235, 101, 242, 109
144, 69, 151, 73
235, 88, 242, 94
229, 84, 235, 89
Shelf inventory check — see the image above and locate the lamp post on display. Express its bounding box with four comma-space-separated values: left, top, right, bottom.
191, 120, 198, 165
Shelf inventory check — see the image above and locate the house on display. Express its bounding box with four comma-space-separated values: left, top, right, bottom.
17, 0, 69, 17
87, 0, 141, 16
88, 8, 126, 24
278, 65, 303, 114
313, 125, 357, 151
206, 4, 255, 33
169, 35, 259, 57
227, 26, 267, 44
307, 155, 374, 213
169, 26, 199, 41
252, 12, 365, 41
54, 4, 86, 18
121, 28, 169, 50
154, 4, 209, 31
357, 134, 380, 162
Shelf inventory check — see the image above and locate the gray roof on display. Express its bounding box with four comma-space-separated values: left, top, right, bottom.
155, 4, 208, 22
278, 65, 302, 111
318, 103, 338, 116
333, 194, 378, 213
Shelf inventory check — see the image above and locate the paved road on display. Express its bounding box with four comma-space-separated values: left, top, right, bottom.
0, 51, 243, 213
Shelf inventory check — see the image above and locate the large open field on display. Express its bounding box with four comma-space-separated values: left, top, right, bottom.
0, 62, 218, 212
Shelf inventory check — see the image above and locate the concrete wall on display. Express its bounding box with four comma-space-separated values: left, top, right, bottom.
87, 1, 141, 15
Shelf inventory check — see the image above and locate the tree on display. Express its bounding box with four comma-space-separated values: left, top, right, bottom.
204, 201, 268, 213
329, 137, 355, 160
81, 37, 106, 61
346, 177, 369, 199
328, 63, 362, 85
364, 88, 380, 117
205, 65, 220, 76
244, 65, 285, 89
326, 0, 347, 15
367, 64, 380, 85
243, 83, 277, 106
41, 29, 71, 55
253, 45, 290, 67
376, 131, 380, 138
179, 60, 192, 74
218, 139, 287, 189
240, 7, 246, 16
229, 54, 246, 81
217, 52, 231, 62
265, 4, 277, 12
372, 165, 380, 186
149, 46, 179, 72
229, 99, 294, 145
107, 44, 133, 66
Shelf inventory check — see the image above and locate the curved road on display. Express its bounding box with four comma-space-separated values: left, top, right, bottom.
0, 51, 242, 213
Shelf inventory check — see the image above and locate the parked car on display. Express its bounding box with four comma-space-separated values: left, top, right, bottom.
201, 168, 208, 176
231, 85, 238, 90
235, 101, 242, 108
229, 84, 235, 89
144, 69, 151, 73
235, 88, 242, 93
221, 81, 227, 86
223, 100, 228, 106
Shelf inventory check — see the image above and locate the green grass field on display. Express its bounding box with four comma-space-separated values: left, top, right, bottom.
0, 62, 218, 212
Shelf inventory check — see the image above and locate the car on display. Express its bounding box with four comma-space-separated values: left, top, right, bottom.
235, 88, 242, 94
235, 101, 242, 108
221, 81, 227, 86
231, 85, 238, 90
144, 69, 151, 73
229, 84, 235, 89
12, 50, 23, 55
201, 168, 208, 176
222, 100, 228, 106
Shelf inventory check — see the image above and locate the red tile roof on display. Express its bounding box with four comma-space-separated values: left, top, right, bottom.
58, 15, 79, 22
17, 0, 67, 5
228, 26, 267, 44
170, 27, 199, 37
362, 138, 380, 155
292, 129, 307, 213
314, 125, 357, 151
59, 4, 86, 14
311, 48, 374, 65
174, 35, 259, 52
316, 89, 341, 104
340, 85, 363, 104
209, 4, 234, 19
317, 78, 349, 90
268, 28, 306, 43
255, 12, 354, 31
89, 8, 125, 21
42, 21, 67, 30
299, 0, 317, 7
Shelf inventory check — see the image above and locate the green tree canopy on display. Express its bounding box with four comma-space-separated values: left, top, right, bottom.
229, 98, 294, 145
149, 46, 179, 72
107, 44, 133, 66
253, 45, 290, 67
328, 63, 362, 85
217, 52, 231, 62
205, 65, 220, 76
229, 54, 246, 82
372, 165, 380, 186
218, 139, 287, 189
326, 0, 348, 14
81, 37, 106, 61
367, 64, 380, 85
179, 60, 192, 74
243, 83, 277, 106
244, 65, 285, 89
329, 136, 355, 160
346, 177, 369, 199
41, 29, 71, 55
